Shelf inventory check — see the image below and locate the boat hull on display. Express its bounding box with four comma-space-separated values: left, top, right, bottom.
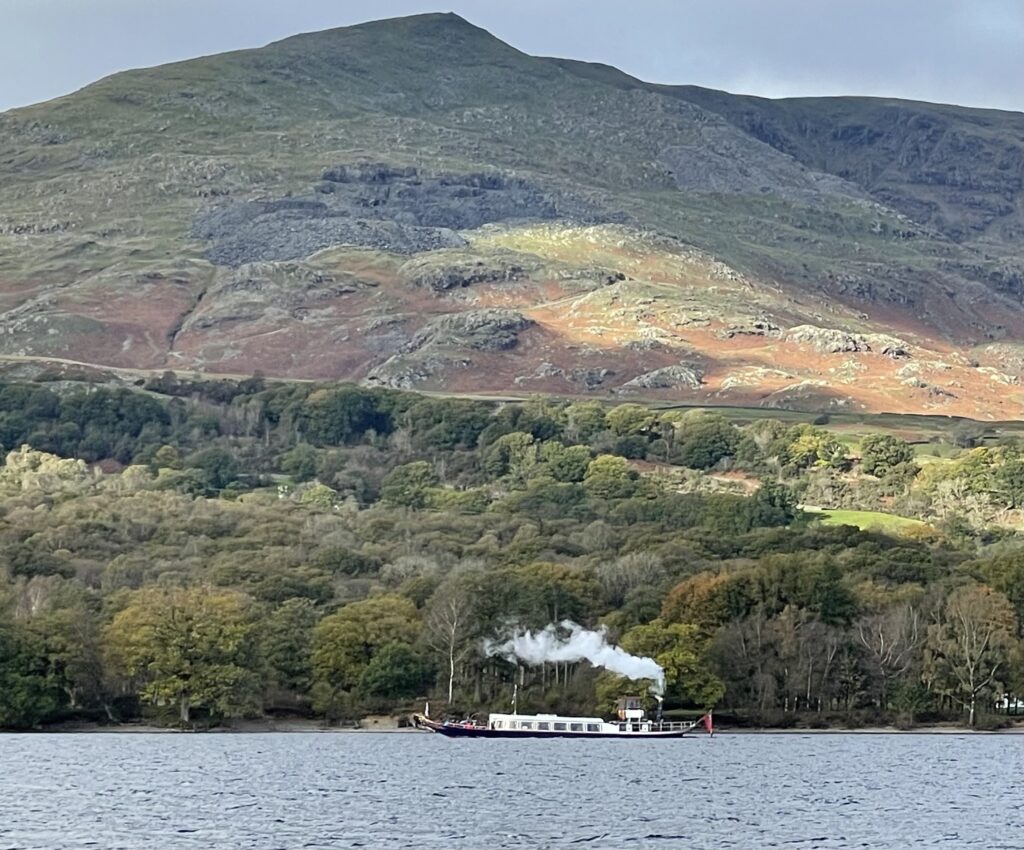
413, 716, 693, 739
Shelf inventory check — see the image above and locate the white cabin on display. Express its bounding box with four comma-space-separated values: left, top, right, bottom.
486, 712, 658, 734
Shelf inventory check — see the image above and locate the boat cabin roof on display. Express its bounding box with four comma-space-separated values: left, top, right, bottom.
488, 712, 605, 724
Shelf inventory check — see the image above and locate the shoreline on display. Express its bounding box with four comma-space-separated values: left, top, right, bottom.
13, 719, 1024, 735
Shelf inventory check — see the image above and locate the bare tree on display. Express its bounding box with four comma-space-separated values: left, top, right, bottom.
925, 585, 1018, 726
857, 604, 923, 710
425, 580, 479, 705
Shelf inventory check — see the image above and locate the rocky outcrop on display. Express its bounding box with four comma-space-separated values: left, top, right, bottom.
784, 325, 911, 358
398, 252, 530, 291
408, 309, 533, 352
717, 317, 782, 339
363, 309, 533, 388
621, 363, 704, 390
193, 165, 611, 266
514, 362, 611, 389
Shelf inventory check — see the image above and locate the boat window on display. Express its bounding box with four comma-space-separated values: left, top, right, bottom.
570, 723, 583, 732
619, 724, 627, 732
554, 722, 567, 731
509, 721, 518, 729
538, 722, 550, 730
521, 722, 533, 730
586, 724, 600, 732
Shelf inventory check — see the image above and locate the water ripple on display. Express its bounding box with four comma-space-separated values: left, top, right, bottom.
0, 733, 1020, 848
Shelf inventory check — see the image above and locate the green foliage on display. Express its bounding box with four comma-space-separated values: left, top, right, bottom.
0, 624, 59, 728
583, 455, 637, 500
542, 443, 592, 483
565, 401, 607, 443
280, 444, 319, 482
620, 619, 724, 708
673, 413, 741, 470
103, 586, 261, 725
785, 425, 849, 470
301, 387, 391, 446
1, 376, 1022, 729
860, 434, 916, 478
605, 404, 655, 438
186, 447, 239, 490
380, 461, 439, 508
261, 599, 319, 696
358, 643, 432, 702
311, 595, 421, 714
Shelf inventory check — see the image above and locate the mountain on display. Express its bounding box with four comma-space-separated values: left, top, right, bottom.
2, 12, 1024, 417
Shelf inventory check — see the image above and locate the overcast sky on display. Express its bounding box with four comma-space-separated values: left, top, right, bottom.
2, 0, 1022, 114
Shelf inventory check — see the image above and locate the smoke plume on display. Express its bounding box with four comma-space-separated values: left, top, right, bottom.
484, 620, 665, 696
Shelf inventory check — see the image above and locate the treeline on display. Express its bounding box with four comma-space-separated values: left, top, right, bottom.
1, 377, 1024, 729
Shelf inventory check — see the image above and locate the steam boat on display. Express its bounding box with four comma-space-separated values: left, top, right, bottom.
413, 696, 712, 739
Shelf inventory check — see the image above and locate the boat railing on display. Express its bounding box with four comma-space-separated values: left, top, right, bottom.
654, 721, 699, 732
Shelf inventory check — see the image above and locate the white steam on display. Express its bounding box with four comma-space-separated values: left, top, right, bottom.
484, 620, 665, 696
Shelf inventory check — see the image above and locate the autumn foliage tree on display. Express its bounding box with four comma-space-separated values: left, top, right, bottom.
103, 586, 261, 726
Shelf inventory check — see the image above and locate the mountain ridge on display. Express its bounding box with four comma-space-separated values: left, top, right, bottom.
2, 12, 1024, 417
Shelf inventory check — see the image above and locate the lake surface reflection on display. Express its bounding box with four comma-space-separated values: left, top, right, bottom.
1, 731, 1021, 849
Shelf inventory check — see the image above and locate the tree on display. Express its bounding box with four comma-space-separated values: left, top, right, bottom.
595, 552, 665, 608
261, 598, 319, 700
662, 571, 752, 634
604, 404, 655, 438
583, 455, 637, 500
512, 562, 603, 627
302, 386, 388, 445
483, 432, 538, 484
860, 434, 916, 478
786, 426, 848, 470
743, 480, 799, 528
103, 586, 261, 725
151, 444, 181, 471
856, 603, 923, 710
311, 595, 421, 716
674, 413, 740, 470
358, 643, 431, 703
565, 401, 607, 443
0, 623, 59, 728
925, 584, 1018, 726
185, 447, 238, 490
34, 604, 105, 711
380, 461, 439, 508
995, 457, 1024, 509
542, 442, 591, 483
280, 444, 319, 482
619, 619, 724, 709
424, 580, 480, 704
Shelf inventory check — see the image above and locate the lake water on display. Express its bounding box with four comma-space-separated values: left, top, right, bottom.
0, 732, 1021, 849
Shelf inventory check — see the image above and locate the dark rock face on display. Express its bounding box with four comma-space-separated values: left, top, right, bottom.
193, 165, 606, 266
409, 309, 533, 351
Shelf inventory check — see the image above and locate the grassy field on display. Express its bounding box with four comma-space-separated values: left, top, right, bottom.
805, 507, 928, 533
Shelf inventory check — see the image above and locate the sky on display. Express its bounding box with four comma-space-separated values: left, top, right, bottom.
2, 0, 1023, 114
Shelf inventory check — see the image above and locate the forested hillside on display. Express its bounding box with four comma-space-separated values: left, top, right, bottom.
2, 376, 1024, 729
